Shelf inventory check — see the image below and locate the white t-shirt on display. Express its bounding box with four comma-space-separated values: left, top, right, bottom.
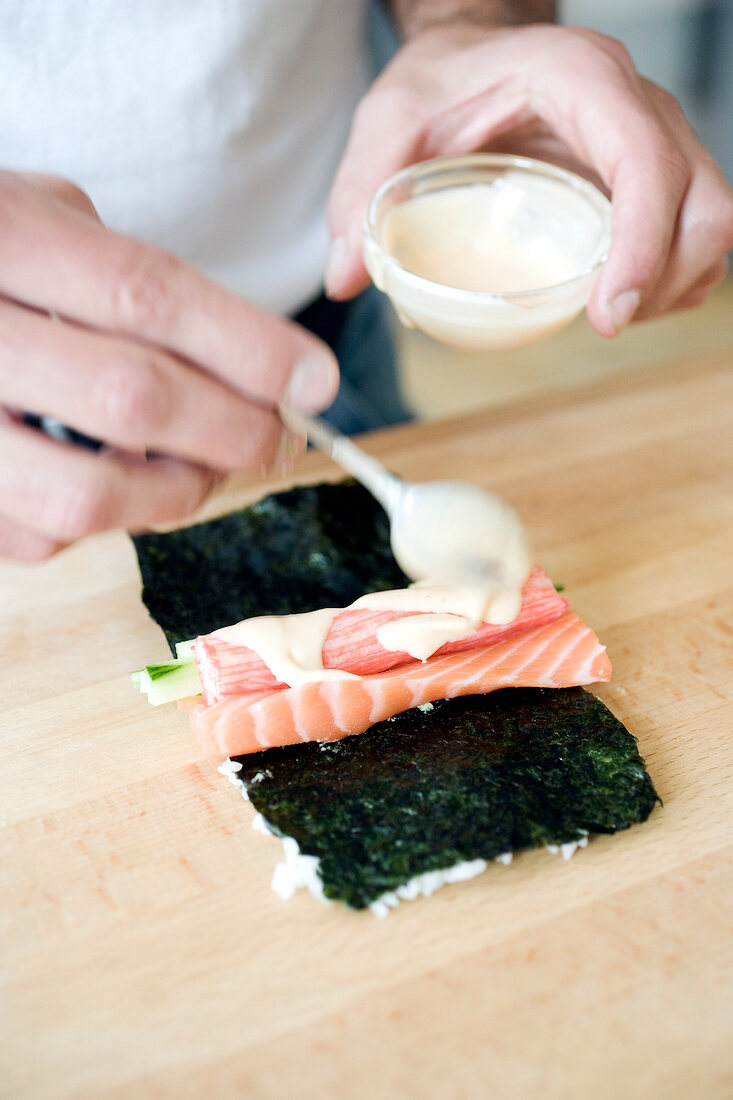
0, 0, 370, 314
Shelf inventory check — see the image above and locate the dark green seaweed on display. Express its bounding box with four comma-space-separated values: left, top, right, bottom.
235, 687, 659, 909
133, 482, 407, 652
132, 481, 659, 910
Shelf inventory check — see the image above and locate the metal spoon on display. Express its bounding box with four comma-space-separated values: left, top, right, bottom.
280, 407, 530, 593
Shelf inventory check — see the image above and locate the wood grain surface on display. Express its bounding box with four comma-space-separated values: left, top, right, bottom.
2, 349, 732, 1099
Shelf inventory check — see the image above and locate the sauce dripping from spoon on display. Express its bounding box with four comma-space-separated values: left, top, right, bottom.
279, 407, 531, 614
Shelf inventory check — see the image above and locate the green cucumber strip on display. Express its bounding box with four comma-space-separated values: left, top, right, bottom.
131, 669, 151, 693
131, 658, 201, 706
146, 660, 201, 706
146, 660, 189, 681
175, 639, 196, 659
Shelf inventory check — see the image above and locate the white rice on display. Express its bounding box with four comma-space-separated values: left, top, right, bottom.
368, 859, 490, 917
249, 769, 271, 785
269, 841, 527, 917
217, 758, 589, 915
546, 835, 589, 861
217, 758, 243, 784
218, 757, 249, 799
251, 811, 271, 835
271, 836, 327, 903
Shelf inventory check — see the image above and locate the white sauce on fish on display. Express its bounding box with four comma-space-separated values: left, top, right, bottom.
376, 612, 474, 661
352, 577, 523, 627
214, 607, 357, 687
209, 573, 528, 687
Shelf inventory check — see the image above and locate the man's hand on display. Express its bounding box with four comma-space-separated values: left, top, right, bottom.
0, 173, 338, 561
326, 21, 733, 336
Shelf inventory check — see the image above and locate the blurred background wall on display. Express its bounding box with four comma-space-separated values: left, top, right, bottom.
560, 0, 732, 183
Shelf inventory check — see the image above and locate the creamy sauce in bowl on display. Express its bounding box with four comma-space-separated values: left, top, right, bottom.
382, 181, 579, 293
363, 155, 611, 351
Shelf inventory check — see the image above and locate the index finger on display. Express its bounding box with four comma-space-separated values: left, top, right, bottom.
0, 175, 339, 414
577, 98, 690, 335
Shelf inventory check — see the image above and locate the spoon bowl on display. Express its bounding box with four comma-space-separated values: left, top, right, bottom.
280, 408, 530, 595
389, 477, 530, 588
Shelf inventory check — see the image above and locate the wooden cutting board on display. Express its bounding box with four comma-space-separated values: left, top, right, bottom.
2, 349, 732, 1099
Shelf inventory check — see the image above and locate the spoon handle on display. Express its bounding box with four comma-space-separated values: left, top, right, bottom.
280, 408, 402, 514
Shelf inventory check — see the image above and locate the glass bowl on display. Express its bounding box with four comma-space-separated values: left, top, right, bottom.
363, 154, 611, 351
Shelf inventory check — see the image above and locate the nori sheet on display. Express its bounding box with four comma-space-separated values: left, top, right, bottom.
132, 481, 660, 910
133, 482, 408, 651
233, 688, 659, 909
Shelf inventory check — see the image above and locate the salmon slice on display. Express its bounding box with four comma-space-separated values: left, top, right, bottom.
185, 610, 611, 758
194, 566, 568, 704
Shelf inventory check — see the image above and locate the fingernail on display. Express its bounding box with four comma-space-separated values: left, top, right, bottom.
610, 289, 641, 334
325, 235, 347, 297
283, 350, 339, 413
